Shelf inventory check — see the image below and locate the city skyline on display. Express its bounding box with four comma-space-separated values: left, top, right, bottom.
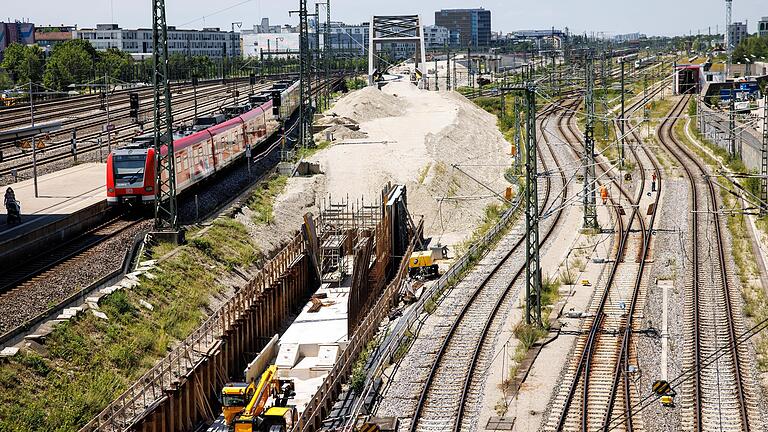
5, 0, 767, 37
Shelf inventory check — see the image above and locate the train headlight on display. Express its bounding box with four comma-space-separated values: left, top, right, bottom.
108, 188, 115, 193
144, 186, 154, 192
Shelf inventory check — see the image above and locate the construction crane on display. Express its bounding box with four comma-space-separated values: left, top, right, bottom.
220, 365, 297, 432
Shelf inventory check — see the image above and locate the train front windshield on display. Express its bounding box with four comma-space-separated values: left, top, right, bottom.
113, 154, 147, 185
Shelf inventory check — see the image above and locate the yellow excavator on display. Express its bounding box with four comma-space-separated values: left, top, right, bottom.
220, 365, 297, 432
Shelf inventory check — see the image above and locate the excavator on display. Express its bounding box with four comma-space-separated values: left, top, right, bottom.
220, 365, 297, 432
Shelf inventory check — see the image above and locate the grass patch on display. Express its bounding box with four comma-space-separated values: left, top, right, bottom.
0, 219, 261, 431
295, 140, 331, 161
245, 175, 288, 225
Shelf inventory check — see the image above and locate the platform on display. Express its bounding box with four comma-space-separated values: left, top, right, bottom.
0, 163, 109, 265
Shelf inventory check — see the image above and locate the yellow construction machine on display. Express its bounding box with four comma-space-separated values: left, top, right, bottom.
220, 365, 297, 431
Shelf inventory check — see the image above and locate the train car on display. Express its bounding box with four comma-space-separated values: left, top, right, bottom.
106, 81, 299, 205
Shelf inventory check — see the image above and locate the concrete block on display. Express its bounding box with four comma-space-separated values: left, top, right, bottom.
119, 279, 139, 289
101, 285, 121, 295
142, 272, 157, 280
126, 271, 143, 281
0, 347, 19, 358
92, 310, 108, 320
139, 299, 154, 311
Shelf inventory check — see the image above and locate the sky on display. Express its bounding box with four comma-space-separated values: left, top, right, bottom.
4, 0, 766, 37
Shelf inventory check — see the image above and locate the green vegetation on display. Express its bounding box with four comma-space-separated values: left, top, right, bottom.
245, 175, 288, 225
345, 76, 367, 91
0, 217, 259, 432
0, 43, 44, 87
349, 338, 380, 394
732, 35, 768, 64
295, 140, 331, 161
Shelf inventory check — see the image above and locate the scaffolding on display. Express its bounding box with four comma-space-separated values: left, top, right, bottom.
316, 194, 383, 284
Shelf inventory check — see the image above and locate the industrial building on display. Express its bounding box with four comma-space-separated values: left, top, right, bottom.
74, 24, 240, 58
0, 21, 35, 58
435, 8, 491, 47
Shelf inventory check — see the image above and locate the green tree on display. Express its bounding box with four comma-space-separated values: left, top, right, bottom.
42, 39, 98, 91
732, 35, 768, 64
97, 48, 133, 81
0, 42, 44, 84
0, 70, 13, 90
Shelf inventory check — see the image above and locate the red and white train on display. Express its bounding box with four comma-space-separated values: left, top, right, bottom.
106, 80, 300, 205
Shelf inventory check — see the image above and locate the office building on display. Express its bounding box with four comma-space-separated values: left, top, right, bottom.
74, 24, 240, 58
435, 8, 491, 47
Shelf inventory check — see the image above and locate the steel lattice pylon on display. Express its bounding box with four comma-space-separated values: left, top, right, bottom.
524, 84, 542, 327
324, 0, 332, 111
292, 0, 314, 149
761, 93, 768, 214
152, 0, 178, 231
583, 55, 598, 229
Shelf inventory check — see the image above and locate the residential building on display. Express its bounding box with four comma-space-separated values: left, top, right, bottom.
424, 25, 450, 49
34, 25, 75, 53
435, 8, 491, 47
74, 24, 240, 57
328, 22, 369, 56
728, 21, 748, 50
759, 17, 768, 38
0, 21, 35, 57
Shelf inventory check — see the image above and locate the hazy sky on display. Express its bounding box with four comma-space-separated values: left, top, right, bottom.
4, 0, 767, 37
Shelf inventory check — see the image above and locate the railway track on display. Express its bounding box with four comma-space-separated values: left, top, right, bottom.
544, 80, 667, 431
0, 80, 270, 177
654, 95, 761, 432
0, 77, 342, 347
407, 100, 573, 432
0, 76, 343, 181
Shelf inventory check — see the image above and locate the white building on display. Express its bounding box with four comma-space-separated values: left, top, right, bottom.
759, 17, 768, 38
424, 25, 450, 49
74, 23, 240, 57
242, 32, 302, 58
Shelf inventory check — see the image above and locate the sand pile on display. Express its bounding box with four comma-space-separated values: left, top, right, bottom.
330, 86, 408, 122
315, 125, 368, 142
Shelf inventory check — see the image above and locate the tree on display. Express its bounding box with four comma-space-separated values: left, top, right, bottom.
97, 48, 133, 81
42, 39, 98, 91
0, 70, 13, 90
732, 35, 768, 64
0, 42, 44, 84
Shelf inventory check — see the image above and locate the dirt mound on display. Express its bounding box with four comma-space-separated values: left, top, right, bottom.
331, 86, 407, 122
314, 125, 368, 142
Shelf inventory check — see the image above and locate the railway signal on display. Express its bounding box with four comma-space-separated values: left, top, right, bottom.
129, 92, 139, 121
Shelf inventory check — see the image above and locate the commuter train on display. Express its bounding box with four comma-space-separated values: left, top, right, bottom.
106, 80, 300, 205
